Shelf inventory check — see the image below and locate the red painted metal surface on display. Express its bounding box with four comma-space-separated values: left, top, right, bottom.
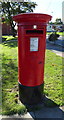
13, 13, 52, 87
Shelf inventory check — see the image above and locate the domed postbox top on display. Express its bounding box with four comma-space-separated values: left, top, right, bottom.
13, 13, 52, 24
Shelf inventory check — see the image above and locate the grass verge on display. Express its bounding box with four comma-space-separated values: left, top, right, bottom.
0, 37, 64, 115
47, 32, 64, 36
44, 50, 63, 106
2, 36, 17, 42
1, 44, 26, 115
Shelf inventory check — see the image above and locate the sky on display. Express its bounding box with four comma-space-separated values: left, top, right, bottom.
31, 0, 64, 22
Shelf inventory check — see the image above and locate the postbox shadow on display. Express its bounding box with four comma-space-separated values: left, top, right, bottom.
25, 96, 64, 119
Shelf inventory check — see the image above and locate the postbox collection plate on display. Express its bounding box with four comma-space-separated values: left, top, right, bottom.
30, 37, 39, 51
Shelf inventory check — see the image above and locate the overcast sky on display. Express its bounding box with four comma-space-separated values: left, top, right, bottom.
31, 0, 64, 22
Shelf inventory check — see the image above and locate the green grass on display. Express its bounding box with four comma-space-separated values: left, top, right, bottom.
44, 50, 63, 106
0, 36, 64, 115
57, 32, 64, 36
47, 32, 64, 36
2, 36, 18, 41
2, 36, 17, 42
0, 44, 27, 115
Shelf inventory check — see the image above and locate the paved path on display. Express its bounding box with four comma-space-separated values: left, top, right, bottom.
46, 38, 64, 57
1, 104, 64, 120
47, 34, 64, 47
1, 97, 64, 119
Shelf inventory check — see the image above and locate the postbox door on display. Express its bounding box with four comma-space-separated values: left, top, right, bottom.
18, 28, 46, 87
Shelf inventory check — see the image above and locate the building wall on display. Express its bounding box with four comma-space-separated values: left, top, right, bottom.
62, 1, 64, 24
2, 23, 12, 35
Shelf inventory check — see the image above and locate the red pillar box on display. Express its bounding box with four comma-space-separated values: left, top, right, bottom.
13, 13, 52, 104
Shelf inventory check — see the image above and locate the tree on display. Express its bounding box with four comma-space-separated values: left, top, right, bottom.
55, 18, 63, 25
0, 2, 37, 37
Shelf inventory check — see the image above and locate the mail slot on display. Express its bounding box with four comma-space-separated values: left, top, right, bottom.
26, 30, 43, 34
13, 13, 52, 104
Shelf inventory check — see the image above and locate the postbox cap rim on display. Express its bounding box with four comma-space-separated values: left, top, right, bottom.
13, 13, 52, 23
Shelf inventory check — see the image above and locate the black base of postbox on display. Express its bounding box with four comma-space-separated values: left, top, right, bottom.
19, 83, 44, 105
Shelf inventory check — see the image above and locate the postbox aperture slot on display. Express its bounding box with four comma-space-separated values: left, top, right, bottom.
26, 30, 43, 34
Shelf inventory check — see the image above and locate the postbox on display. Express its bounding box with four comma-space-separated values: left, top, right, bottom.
13, 13, 52, 104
